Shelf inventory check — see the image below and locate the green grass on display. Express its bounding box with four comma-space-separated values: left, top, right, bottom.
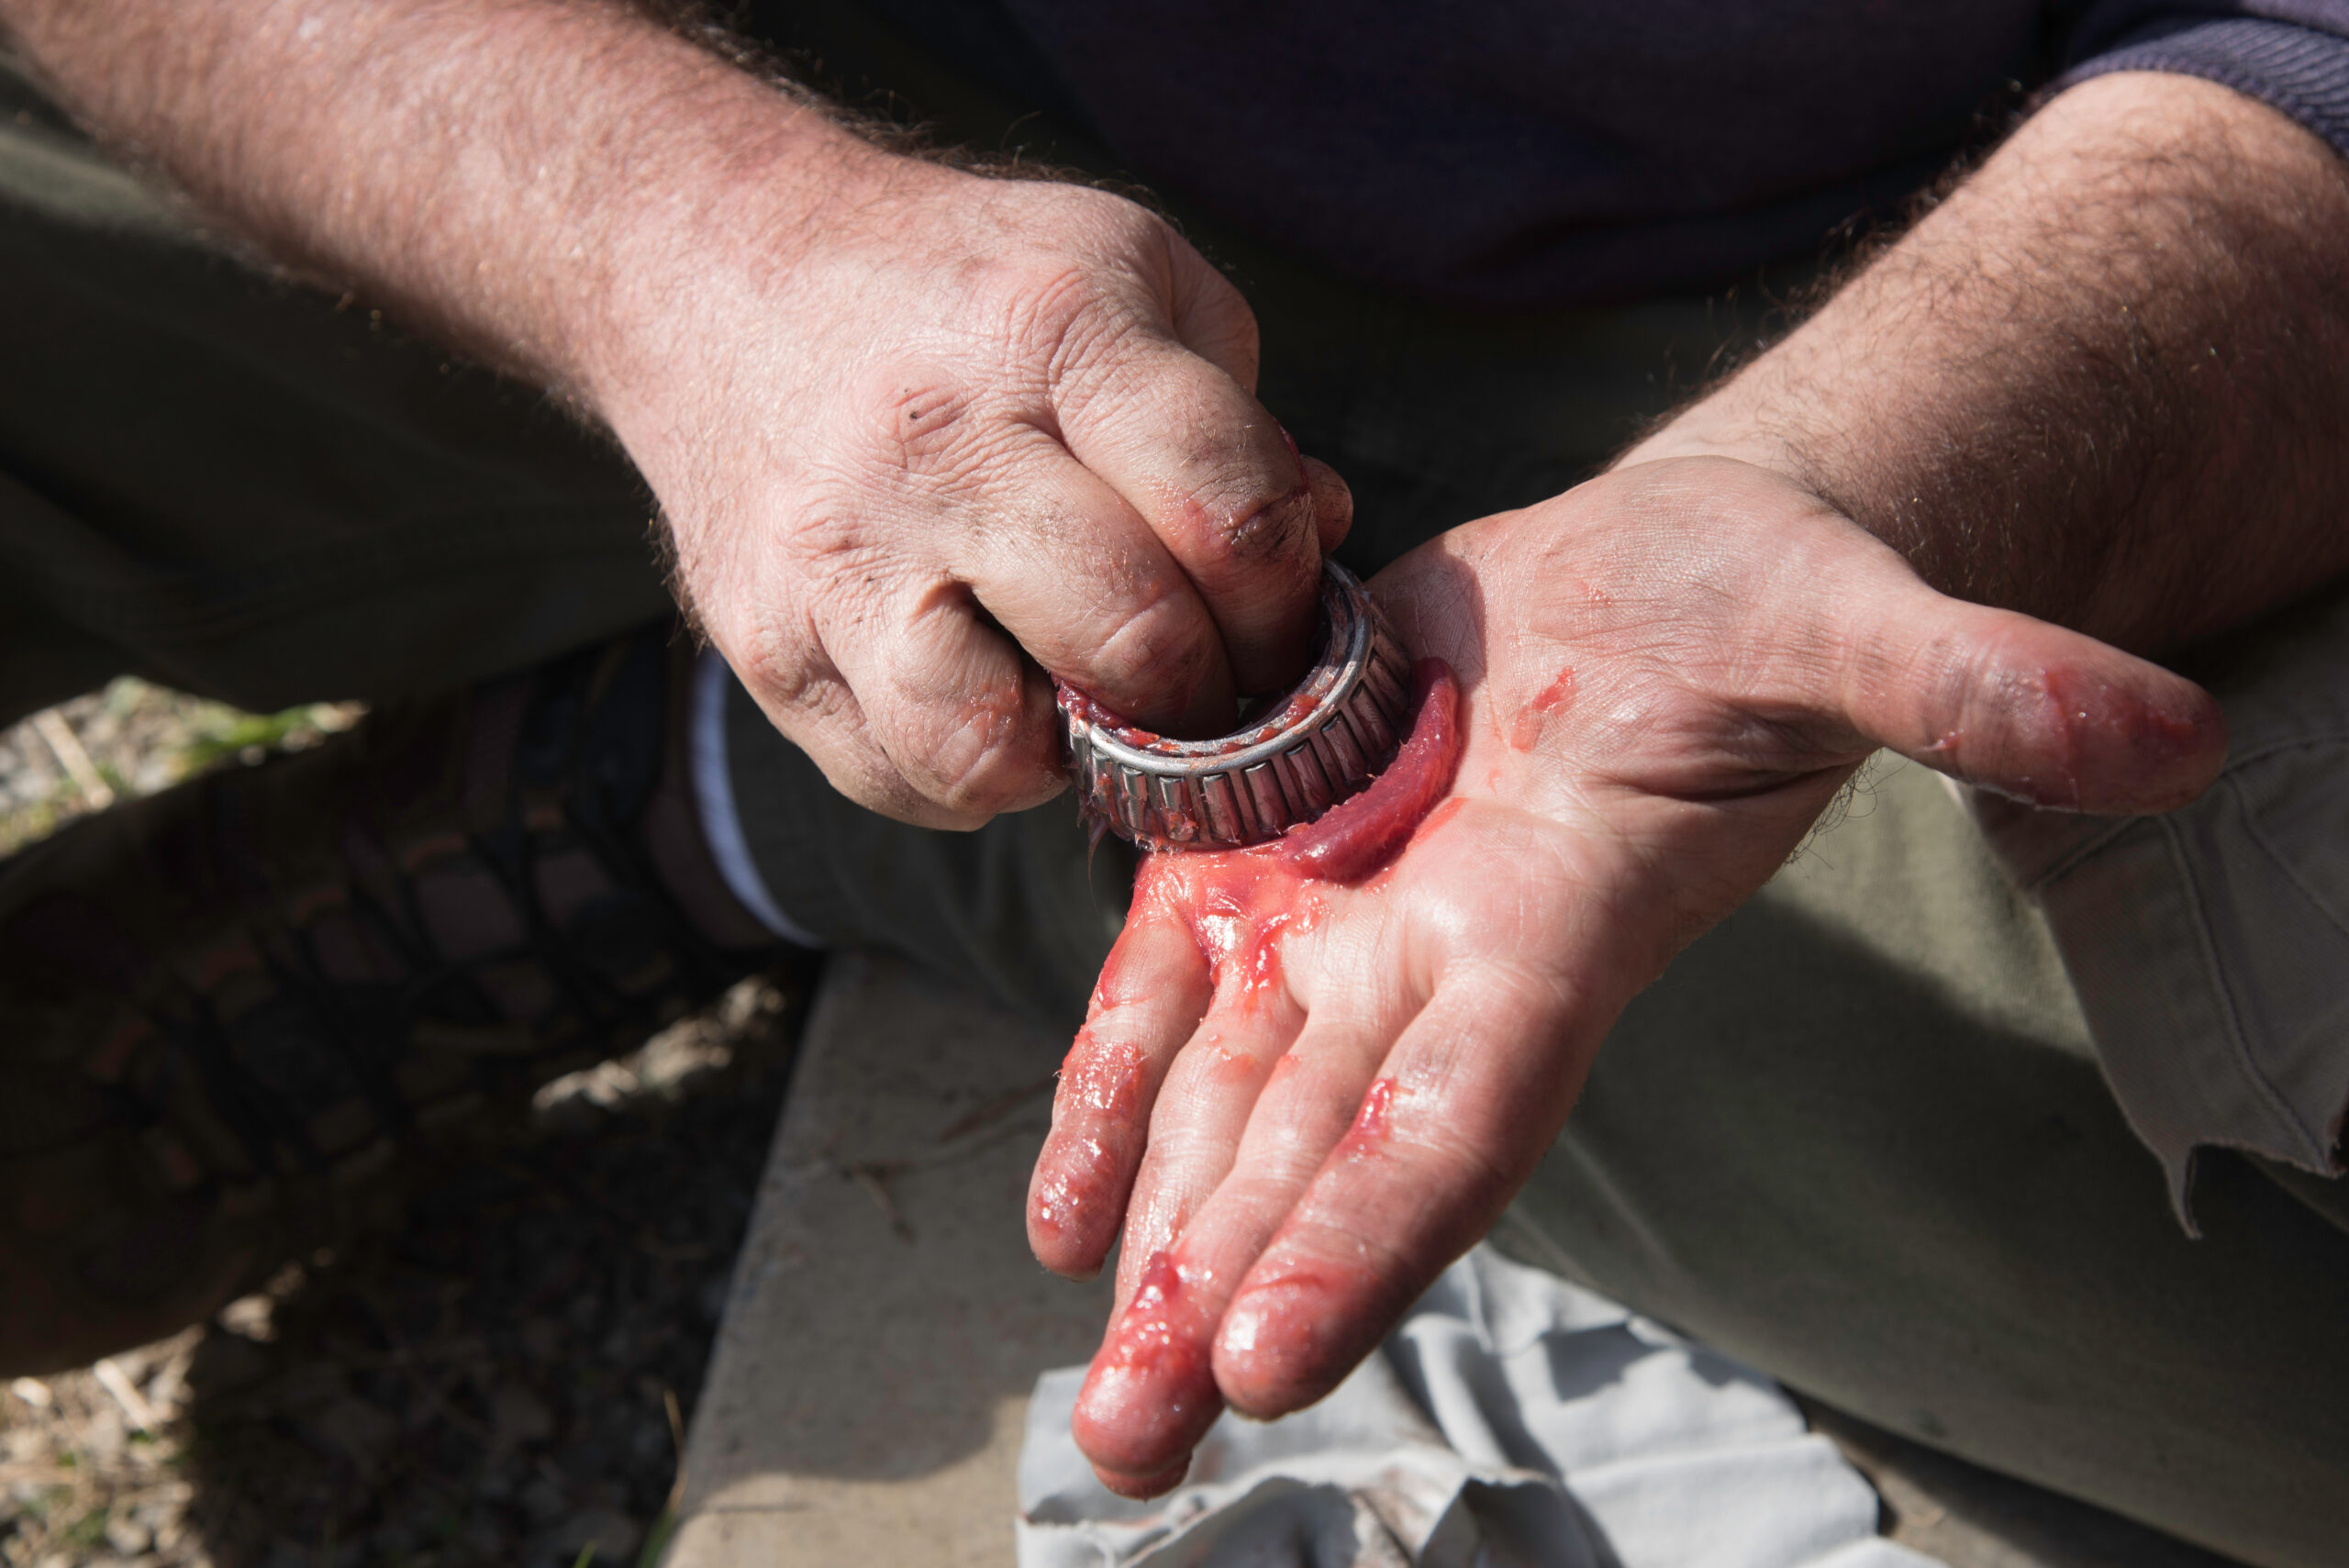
2, 686, 360, 855
635, 1504, 679, 1568
176, 703, 343, 773
60, 1503, 110, 1552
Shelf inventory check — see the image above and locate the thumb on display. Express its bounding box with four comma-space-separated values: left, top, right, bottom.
1834, 576, 2225, 815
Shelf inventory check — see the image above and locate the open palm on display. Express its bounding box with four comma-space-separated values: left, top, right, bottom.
1026, 457, 2225, 1495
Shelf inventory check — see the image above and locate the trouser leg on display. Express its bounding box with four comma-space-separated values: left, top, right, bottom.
0, 64, 672, 727
0, 70, 722, 1375
722, 678, 1132, 1029
1500, 759, 2349, 1568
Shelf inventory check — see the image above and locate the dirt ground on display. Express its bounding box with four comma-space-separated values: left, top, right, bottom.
1, 685, 818, 1568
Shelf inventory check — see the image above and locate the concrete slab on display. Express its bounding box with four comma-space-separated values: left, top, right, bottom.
664, 951, 1110, 1568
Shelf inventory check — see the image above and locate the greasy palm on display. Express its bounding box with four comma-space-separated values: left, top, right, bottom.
1026, 456, 2226, 1495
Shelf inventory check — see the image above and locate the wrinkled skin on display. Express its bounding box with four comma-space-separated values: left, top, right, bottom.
1027, 457, 2226, 1495
629, 160, 1353, 828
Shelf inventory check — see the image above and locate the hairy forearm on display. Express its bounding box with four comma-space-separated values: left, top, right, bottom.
0, 0, 873, 416
1631, 72, 2349, 654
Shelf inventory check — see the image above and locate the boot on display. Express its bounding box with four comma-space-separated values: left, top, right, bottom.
0, 622, 785, 1372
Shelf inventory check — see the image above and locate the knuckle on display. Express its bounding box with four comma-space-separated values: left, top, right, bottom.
982, 240, 1173, 374
895, 685, 1059, 818
1926, 621, 2029, 753
980, 252, 1139, 371
1019, 181, 1173, 261
1084, 588, 1220, 707
1416, 1127, 1520, 1216
839, 362, 995, 487
1174, 261, 1263, 373
779, 509, 907, 653
731, 643, 871, 781
1202, 481, 1316, 568
724, 614, 822, 715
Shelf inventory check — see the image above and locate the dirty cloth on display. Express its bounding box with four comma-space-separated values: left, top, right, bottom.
1015, 1247, 1939, 1568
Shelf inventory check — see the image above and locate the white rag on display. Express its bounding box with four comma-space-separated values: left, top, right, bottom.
1016, 1246, 1942, 1568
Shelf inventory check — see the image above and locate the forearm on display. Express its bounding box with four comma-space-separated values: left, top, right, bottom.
1631, 72, 2349, 654
0, 0, 874, 419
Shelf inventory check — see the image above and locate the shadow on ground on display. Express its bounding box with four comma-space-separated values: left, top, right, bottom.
3, 963, 817, 1568
1798, 1397, 2251, 1568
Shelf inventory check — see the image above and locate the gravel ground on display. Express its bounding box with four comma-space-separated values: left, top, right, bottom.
0, 680, 361, 855
1, 685, 820, 1568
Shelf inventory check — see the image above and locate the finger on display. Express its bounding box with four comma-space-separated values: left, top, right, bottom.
810, 563, 1068, 824
1300, 454, 1355, 555
1213, 966, 1587, 1421
1108, 984, 1309, 1304
1055, 332, 1331, 695
1163, 248, 1353, 559
1163, 247, 1353, 558
1073, 1005, 1393, 1485
940, 432, 1239, 737
729, 633, 999, 831
1029, 904, 1213, 1279
1821, 553, 2226, 813
1163, 239, 1262, 391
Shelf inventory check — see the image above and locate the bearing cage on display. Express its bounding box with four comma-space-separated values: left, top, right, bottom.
1058, 562, 1412, 851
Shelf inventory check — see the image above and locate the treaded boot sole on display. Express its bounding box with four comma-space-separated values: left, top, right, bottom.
0, 624, 775, 1373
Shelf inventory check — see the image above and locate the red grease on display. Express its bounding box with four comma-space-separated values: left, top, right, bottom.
1344, 1077, 1398, 1151
1977, 666, 2219, 810
1130, 852, 1327, 1017
1249, 687, 1323, 733
1508, 666, 1575, 751
1048, 663, 1457, 1259
2043, 664, 2212, 782
1030, 1151, 1113, 1248
1060, 666, 1466, 1482
1104, 1251, 1206, 1377
1032, 1031, 1149, 1250
1088, 941, 1153, 1013
1278, 659, 1463, 884
1074, 1250, 1225, 1479
1062, 1032, 1147, 1119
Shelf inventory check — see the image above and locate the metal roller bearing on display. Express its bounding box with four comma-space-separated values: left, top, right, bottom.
1057, 561, 1412, 851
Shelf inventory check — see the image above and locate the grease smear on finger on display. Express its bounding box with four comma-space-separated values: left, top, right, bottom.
1059, 661, 1465, 1492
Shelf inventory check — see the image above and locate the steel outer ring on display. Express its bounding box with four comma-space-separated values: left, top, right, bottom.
1057, 561, 1412, 851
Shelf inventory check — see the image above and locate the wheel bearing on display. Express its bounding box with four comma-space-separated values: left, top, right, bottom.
1057, 561, 1412, 851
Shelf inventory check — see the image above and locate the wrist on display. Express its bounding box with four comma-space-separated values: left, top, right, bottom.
520, 51, 898, 434
1614, 398, 1802, 484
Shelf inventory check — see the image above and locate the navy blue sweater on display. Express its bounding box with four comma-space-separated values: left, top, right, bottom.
873, 1, 2349, 306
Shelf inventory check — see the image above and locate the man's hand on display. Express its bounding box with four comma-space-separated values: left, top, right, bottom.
0, 0, 1346, 825
1030, 67, 2349, 1493
1030, 457, 2224, 1493
619, 158, 1348, 826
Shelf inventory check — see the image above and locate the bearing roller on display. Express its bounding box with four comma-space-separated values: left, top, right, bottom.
1057, 561, 1411, 851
